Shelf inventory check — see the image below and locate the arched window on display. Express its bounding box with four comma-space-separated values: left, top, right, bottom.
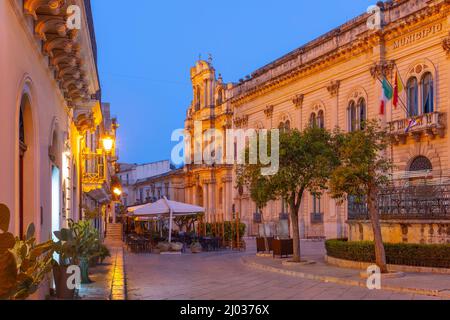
195, 87, 201, 111
409, 156, 432, 172
407, 77, 418, 117
317, 110, 325, 129
358, 98, 366, 130
217, 89, 223, 105
284, 120, 290, 132
310, 113, 317, 128
348, 101, 357, 132
421, 72, 434, 114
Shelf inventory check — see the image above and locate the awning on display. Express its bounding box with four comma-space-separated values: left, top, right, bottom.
128, 197, 205, 243
131, 198, 204, 217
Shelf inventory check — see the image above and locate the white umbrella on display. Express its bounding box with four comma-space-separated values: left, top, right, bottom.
131, 197, 205, 242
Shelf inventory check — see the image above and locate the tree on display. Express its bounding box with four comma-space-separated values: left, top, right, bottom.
272, 127, 338, 262
237, 162, 275, 252
239, 127, 338, 262
329, 120, 392, 273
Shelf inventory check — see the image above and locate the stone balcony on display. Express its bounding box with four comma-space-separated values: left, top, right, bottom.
388, 112, 446, 144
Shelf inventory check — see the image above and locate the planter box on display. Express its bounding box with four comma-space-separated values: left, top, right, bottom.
273, 239, 293, 258
256, 237, 274, 252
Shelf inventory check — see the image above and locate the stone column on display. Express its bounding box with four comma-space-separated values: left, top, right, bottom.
208, 180, 216, 222
203, 183, 209, 222
327, 80, 341, 129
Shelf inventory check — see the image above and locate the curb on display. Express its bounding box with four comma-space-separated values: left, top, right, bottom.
241, 257, 450, 299
109, 245, 127, 300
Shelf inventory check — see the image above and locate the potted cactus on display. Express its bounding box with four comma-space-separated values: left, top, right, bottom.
52, 227, 79, 299
0, 204, 53, 300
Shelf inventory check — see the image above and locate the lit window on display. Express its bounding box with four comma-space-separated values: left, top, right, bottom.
407, 77, 419, 117
421, 73, 434, 114
317, 110, 324, 129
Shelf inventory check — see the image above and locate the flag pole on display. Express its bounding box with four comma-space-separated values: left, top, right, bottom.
375, 74, 409, 117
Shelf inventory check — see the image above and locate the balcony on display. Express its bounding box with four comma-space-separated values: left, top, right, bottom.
388, 112, 446, 144
348, 184, 450, 221
82, 150, 106, 190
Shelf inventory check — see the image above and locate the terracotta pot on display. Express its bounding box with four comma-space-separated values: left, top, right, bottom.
53, 265, 75, 300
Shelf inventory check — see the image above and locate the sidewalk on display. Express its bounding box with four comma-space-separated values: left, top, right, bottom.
242, 243, 450, 299
77, 241, 126, 300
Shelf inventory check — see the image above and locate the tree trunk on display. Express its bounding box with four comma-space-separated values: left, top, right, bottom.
367, 186, 388, 273
290, 210, 301, 262
261, 209, 269, 252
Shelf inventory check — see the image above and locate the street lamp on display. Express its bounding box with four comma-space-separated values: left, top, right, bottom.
113, 187, 122, 197
102, 136, 114, 153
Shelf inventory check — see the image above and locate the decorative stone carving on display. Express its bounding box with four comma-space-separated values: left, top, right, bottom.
264, 105, 274, 118
326, 80, 341, 97
292, 94, 304, 109
74, 112, 95, 133
370, 60, 395, 79
234, 115, 249, 128
24, 0, 65, 20
35, 16, 67, 41
43, 37, 74, 56
443, 33, 450, 56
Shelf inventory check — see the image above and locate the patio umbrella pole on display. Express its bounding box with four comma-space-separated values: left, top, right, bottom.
168, 208, 173, 243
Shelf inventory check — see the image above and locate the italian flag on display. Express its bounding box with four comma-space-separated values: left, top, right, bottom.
380, 77, 393, 115
393, 71, 404, 109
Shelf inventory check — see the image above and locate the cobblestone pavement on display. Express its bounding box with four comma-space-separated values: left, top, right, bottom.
125, 241, 443, 300
78, 243, 126, 300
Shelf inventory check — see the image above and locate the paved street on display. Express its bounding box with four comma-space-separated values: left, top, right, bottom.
125, 242, 442, 300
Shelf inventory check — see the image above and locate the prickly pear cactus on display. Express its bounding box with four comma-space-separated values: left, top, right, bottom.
0, 204, 18, 300
0, 204, 54, 300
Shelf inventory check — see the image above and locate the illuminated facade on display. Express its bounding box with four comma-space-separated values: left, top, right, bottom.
179, 0, 450, 243
0, 0, 118, 255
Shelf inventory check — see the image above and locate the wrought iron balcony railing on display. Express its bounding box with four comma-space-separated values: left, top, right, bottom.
82, 150, 106, 185
388, 112, 446, 144
348, 183, 450, 221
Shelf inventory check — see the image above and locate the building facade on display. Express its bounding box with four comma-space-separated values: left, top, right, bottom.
176, 0, 450, 243
0, 0, 119, 254
117, 160, 173, 207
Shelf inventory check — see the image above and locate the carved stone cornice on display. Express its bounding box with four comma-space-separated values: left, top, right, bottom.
370, 60, 395, 79
292, 94, 304, 109
326, 80, 341, 97
264, 105, 274, 118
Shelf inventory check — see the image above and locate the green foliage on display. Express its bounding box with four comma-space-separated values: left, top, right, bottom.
204, 222, 246, 240
329, 120, 393, 202
0, 204, 53, 300
53, 219, 103, 266
325, 239, 450, 269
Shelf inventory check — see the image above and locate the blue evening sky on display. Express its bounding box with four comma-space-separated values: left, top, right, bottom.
91, 0, 376, 164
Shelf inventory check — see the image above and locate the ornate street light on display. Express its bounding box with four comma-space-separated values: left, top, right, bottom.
102, 136, 114, 153
113, 187, 122, 197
